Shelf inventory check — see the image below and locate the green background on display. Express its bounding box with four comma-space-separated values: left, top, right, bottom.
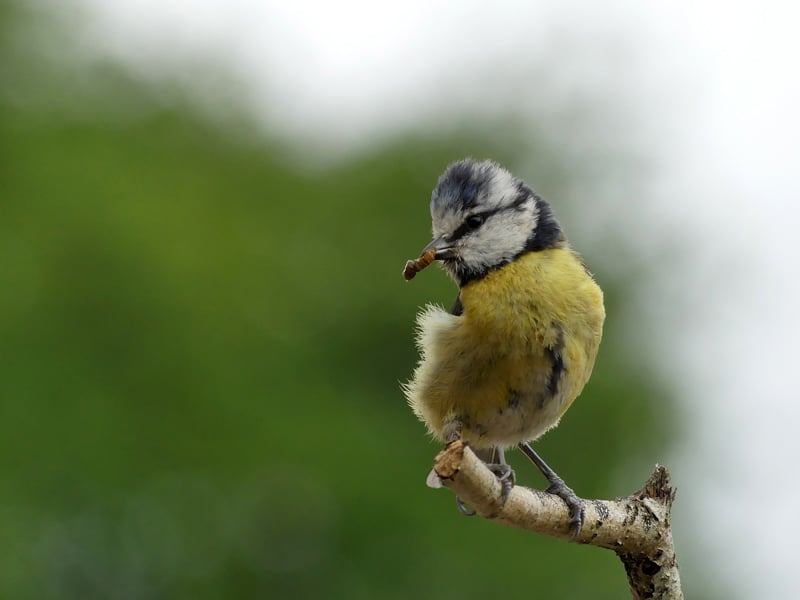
1, 2, 687, 598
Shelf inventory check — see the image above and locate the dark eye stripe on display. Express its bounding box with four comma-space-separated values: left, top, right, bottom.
450, 207, 503, 241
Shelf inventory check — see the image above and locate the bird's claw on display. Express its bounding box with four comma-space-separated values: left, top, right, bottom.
456, 496, 476, 516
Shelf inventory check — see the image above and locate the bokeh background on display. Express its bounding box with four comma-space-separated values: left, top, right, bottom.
2, 1, 799, 598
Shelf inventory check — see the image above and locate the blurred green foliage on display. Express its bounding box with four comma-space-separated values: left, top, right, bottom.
0, 2, 678, 598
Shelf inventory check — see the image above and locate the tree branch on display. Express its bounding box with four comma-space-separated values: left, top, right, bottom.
432, 441, 683, 599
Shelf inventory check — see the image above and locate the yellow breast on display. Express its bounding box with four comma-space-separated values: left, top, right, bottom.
404, 248, 605, 448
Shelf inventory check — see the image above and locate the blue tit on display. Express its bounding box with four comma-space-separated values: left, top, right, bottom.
403, 158, 605, 535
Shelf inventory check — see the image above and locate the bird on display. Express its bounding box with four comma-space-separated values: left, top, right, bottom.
402, 158, 605, 537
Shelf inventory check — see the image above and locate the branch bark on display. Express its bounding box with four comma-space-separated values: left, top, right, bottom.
432, 441, 683, 600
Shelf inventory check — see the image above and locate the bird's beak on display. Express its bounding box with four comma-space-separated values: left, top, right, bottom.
422, 236, 457, 260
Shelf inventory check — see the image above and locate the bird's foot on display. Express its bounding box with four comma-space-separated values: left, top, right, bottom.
455, 460, 516, 516
485, 462, 515, 508
545, 476, 584, 540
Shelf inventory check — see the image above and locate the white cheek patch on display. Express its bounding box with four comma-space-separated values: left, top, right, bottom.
459, 203, 539, 269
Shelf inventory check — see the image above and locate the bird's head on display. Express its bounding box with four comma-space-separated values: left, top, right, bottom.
421, 158, 564, 285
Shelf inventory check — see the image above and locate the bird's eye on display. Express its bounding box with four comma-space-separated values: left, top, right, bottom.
466, 214, 485, 230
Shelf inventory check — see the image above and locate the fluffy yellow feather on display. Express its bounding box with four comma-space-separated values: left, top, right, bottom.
405, 248, 604, 448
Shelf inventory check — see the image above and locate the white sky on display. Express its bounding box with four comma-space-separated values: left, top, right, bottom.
64, 1, 800, 597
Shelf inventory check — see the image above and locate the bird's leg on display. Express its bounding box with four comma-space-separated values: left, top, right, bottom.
442, 420, 462, 445
518, 442, 584, 539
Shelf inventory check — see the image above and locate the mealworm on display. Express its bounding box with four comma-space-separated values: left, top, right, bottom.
403, 248, 437, 281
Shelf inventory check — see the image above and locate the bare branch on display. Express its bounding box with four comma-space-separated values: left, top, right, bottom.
432, 441, 683, 599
